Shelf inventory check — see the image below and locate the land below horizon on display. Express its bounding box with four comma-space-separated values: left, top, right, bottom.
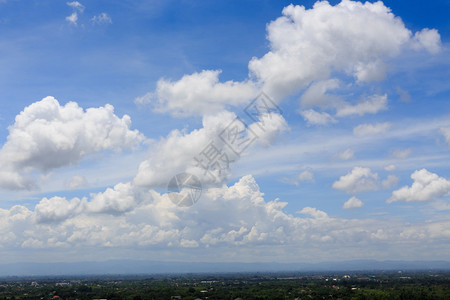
0, 270, 449, 300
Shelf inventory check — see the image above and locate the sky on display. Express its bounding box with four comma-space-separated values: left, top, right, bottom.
0, 0, 449, 264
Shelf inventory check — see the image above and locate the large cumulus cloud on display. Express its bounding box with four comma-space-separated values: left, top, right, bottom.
0, 96, 144, 189
388, 169, 450, 203
138, 0, 441, 117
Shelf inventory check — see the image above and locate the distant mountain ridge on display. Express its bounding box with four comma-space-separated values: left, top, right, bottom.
0, 260, 449, 276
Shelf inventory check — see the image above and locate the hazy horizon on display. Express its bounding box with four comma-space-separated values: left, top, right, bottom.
0, 259, 449, 277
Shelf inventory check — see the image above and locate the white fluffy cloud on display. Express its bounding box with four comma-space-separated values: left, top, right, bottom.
139, 1, 441, 117
412, 28, 442, 54
333, 167, 399, 194
33, 182, 150, 223
300, 109, 337, 126
297, 207, 328, 219
35, 196, 86, 223
0, 97, 144, 190
248, 0, 426, 99
136, 70, 258, 117
388, 169, 450, 203
336, 94, 388, 117
333, 167, 379, 193
353, 122, 391, 137
343, 196, 364, 209
87, 182, 150, 214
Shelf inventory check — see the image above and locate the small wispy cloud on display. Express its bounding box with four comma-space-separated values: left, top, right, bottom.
68, 175, 88, 190
65, 1, 85, 26
343, 196, 364, 209
391, 148, 412, 159
65, 12, 78, 25
91, 13, 112, 25
336, 94, 388, 117
353, 122, 391, 137
300, 109, 337, 126
396, 87, 411, 102
67, 1, 84, 12
298, 170, 314, 182
334, 148, 355, 161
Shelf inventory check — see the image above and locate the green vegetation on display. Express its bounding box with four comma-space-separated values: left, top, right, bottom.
0, 271, 448, 299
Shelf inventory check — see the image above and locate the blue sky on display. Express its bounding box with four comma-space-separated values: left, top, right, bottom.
0, 0, 449, 264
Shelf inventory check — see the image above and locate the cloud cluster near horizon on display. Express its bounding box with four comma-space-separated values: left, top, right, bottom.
1, 175, 448, 262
